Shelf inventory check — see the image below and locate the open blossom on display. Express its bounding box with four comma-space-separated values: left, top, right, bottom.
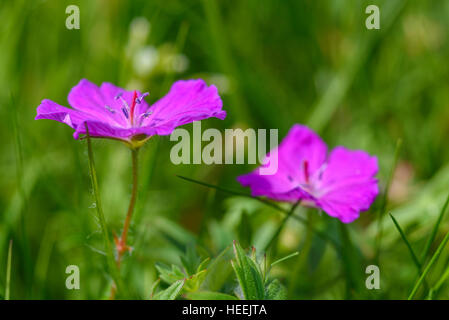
35, 79, 226, 147
237, 124, 379, 223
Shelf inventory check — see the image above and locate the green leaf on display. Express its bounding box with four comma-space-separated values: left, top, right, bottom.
232, 241, 265, 300
149, 279, 161, 299
184, 269, 208, 292
186, 291, 238, 300
200, 246, 233, 292
265, 279, 287, 300
180, 244, 200, 276
156, 261, 209, 293
152, 280, 185, 300
196, 257, 211, 274
155, 263, 185, 285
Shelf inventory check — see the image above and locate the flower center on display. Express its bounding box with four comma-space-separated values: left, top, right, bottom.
113, 91, 150, 127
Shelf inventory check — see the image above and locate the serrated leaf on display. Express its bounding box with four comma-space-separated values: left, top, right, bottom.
186, 291, 239, 300
155, 263, 185, 285
232, 241, 265, 300
152, 280, 185, 300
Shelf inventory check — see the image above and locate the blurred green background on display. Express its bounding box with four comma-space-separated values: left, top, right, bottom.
1, 0, 449, 299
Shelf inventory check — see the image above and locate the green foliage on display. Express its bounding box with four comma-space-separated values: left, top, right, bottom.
231, 241, 289, 300
1, 0, 449, 300
152, 280, 185, 300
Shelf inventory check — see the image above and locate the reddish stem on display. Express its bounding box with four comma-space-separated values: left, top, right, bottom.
110, 148, 139, 299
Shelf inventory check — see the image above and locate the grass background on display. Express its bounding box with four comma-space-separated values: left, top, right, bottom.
1, 0, 449, 299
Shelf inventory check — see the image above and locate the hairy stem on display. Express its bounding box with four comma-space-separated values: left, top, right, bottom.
110, 148, 139, 300
85, 124, 123, 297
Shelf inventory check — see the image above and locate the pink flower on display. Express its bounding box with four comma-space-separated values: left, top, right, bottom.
237, 124, 379, 223
36, 79, 226, 147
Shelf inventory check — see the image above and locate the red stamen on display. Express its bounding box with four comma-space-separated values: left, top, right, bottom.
130, 90, 138, 125
303, 160, 309, 183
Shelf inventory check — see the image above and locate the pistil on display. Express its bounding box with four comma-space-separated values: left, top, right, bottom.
303, 160, 309, 183
129, 91, 138, 125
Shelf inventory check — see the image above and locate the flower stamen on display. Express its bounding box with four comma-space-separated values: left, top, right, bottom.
105, 105, 115, 114
122, 107, 129, 119
139, 111, 153, 125
135, 92, 149, 104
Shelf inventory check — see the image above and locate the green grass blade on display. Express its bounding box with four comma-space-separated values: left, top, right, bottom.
375, 138, 402, 263
5, 240, 13, 300
271, 251, 299, 267
420, 191, 449, 264
427, 264, 449, 299
85, 126, 124, 296
389, 213, 421, 270
408, 225, 449, 299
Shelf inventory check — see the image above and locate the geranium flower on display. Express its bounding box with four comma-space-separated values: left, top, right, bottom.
237, 124, 379, 223
35, 79, 226, 148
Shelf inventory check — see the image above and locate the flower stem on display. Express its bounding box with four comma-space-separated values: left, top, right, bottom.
115, 148, 139, 266
110, 148, 139, 300
85, 124, 124, 297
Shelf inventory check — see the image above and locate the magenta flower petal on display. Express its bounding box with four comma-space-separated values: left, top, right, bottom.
237, 124, 379, 223
36, 78, 226, 144
68, 79, 149, 128
35, 99, 93, 129
315, 147, 379, 223
237, 124, 327, 201
140, 79, 226, 136
72, 120, 133, 140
